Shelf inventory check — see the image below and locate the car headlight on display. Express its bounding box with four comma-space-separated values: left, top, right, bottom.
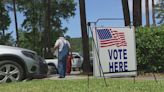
37, 55, 47, 64
22, 51, 36, 60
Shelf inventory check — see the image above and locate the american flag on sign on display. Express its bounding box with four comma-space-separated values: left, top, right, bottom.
96, 29, 127, 48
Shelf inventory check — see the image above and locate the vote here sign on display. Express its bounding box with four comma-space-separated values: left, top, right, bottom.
92, 27, 137, 77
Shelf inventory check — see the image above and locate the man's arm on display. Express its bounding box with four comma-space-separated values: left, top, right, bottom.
51, 39, 60, 53
50, 45, 58, 53
54, 44, 59, 51
54, 39, 60, 50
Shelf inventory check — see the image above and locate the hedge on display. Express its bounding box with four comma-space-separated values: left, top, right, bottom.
135, 25, 164, 73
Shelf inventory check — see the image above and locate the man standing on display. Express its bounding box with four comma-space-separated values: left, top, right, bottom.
54, 36, 70, 78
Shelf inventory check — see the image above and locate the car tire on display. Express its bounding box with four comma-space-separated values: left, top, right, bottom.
0, 60, 24, 83
72, 68, 77, 71
47, 65, 58, 75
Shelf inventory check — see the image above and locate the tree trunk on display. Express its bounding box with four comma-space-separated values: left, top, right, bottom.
43, 0, 52, 59
121, 0, 131, 26
152, 0, 156, 26
0, 1, 4, 36
145, 0, 150, 27
39, 1, 44, 56
47, 0, 52, 58
79, 0, 91, 73
133, 0, 142, 27
43, 0, 47, 58
13, 0, 19, 46
32, 0, 36, 50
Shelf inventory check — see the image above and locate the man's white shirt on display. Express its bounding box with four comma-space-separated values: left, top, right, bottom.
54, 37, 70, 57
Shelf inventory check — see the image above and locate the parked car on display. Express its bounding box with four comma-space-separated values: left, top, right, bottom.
45, 52, 83, 74
46, 58, 58, 75
71, 52, 83, 71
0, 45, 48, 83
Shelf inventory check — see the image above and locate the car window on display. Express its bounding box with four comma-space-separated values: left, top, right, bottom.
74, 55, 80, 58
72, 53, 80, 58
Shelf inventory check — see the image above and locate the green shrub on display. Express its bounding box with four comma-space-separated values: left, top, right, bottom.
136, 25, 164, 73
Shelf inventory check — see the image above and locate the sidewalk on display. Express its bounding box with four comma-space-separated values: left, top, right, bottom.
44, 71, 164, 81
44, 71, 92, 80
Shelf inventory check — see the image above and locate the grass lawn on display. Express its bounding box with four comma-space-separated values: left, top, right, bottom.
0, 78, 164, 92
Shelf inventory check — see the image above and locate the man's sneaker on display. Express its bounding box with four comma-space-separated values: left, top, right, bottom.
58, 76, 65, 78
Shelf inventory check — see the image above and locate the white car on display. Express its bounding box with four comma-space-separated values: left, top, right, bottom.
0, 45, 48, 83
71, 52, 83, 70
45, 52, 83, 74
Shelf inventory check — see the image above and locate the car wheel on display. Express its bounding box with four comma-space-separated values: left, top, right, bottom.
0, 60, 24, 83
47, 65, 58, 75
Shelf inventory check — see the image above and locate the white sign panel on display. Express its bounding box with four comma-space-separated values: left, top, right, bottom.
93, 27, 137, 77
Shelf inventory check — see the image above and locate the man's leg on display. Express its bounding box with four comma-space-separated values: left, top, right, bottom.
58, 57, 66, 78
58, 60, 63, 77
63, 56, 67, 77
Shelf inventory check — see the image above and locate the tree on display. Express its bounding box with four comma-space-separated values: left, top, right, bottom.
121, 0, 131, 26
133, 0, 142, 27
152, 0, 156, 26
43, 0, 52, 58
0, 0, 12, 45
19, 29, 42, 55
0, 32, 14, 45
0, 1, 11, 36
155, 0, 164, 24
145, 0, 150, 27
16, 0, 76, 57
16, 0, 45, 51
13, 0, 19, 46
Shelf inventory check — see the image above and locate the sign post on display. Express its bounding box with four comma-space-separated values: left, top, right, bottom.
92, 27, 137, 77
